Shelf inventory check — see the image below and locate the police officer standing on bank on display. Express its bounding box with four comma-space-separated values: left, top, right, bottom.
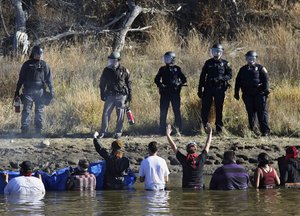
198, 44, 232, 133
234, 51, 270, 136
14, 45, 54, 135
99, 51, 132, 139
155, 51, 187, 135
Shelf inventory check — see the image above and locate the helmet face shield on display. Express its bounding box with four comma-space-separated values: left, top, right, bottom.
108, 58, 119, 68
246, 56, 256, 65
164, 52, 176, 64
211, 48, 223, 58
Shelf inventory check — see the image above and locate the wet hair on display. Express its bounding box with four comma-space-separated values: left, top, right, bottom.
148, 141, 158, 154
222, 151, 236, 164
258, 153, 269, 167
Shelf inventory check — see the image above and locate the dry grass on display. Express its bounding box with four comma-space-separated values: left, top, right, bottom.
0, 19, 299, 137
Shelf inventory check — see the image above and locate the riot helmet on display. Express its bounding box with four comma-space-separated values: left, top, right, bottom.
245, 50, 258, 65
211, 43, 224, 59
164, 51, 176, 64
107, 51, 121, 68
30, 45, 44, 59
108, 51, 121, 60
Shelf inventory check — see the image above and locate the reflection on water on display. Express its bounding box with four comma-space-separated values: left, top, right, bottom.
2, 193, 45, 216
0, 178, 299, 215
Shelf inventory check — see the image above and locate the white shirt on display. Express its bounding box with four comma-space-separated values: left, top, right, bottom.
139, 155, 170, 191
4, 176, 46, 195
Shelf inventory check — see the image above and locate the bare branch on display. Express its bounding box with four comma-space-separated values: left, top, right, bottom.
112, 2, 143, 52
0, 0, 10, 36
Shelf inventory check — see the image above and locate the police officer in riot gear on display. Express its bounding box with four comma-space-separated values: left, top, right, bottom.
234, 51, 270, 136
15, 45, 54, 135
155, 51, 187, 135
198, 44, 232, 133
99, 51, 132, 139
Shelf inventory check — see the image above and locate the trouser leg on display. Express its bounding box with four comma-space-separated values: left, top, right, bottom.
255, 94, 270, 134
159, 93, 171, 134
21, 94, 33, 132
201, 90, 213, 126
100, 96, 115, 134
115, 94, 127, 134
170, 93, 182, 132
242, 94, 256, 130
34, 89, 45, 132
214, 90, 225, 132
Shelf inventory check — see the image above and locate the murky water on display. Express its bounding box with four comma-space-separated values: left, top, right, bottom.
0, 174, 299, 216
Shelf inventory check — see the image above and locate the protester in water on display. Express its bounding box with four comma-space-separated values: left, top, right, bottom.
3, 161, 45, 195
66, 159, 96, 191
166, 123, 212, 189
278, 146, 300, 185
209, 151, 249, 190
93, 131, 131, 189
253, 153, 280, 189
139, 141, 170, 191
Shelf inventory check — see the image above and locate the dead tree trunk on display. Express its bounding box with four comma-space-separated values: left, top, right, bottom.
12, 0, 30, 56
112, 1, 143, 53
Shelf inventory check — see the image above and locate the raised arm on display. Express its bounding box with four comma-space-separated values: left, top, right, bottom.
204, 123, 212, 153
166, 124, 178, 154
93, 132, 109, 160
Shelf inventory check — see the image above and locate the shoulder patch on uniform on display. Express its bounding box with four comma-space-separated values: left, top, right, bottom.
126, 68, 130, 74
227, 62, 230, 67
262, 67, 268, 73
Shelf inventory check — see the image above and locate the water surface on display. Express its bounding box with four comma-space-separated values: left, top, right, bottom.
0, 175, 299, 216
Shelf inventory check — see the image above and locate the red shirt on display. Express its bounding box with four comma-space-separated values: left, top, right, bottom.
259, 167, 276, 189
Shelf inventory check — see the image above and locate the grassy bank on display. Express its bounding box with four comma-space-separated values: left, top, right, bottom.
0, 21, 299, 137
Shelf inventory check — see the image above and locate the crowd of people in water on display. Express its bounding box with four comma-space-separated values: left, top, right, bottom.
2, 124, 300, 195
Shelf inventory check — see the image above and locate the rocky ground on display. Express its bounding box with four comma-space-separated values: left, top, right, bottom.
0, 133, 299, 176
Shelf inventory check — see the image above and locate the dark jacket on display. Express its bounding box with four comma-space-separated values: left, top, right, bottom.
16, 59, 53, 94
278, 156, 300, 184
198, 58, 232, 92
235, 64, 269, 96
154, 65, 187, 94
99, 65, 132, 98
93, 138, 130, 189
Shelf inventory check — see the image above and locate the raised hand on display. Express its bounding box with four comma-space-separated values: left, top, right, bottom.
166, 124, 172, 136
93, 131, 99, 139
204, 123, 212, 134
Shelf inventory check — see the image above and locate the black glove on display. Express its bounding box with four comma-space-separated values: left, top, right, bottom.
14, 90, 19, 99
234, 93, 240, 100
264, 90, 270, 96
158, 83, 166, 88
101, 95, 106, 102
127, 94, 132, 103
197, 91, 203, 99
50, 91, 54, 99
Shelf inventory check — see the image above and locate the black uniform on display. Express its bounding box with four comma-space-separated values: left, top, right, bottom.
99, 65, 132, 100
154, 65, 187, 134
198, 58, 232, 132
234, 63, 270, 135
15, 59, 54, 133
